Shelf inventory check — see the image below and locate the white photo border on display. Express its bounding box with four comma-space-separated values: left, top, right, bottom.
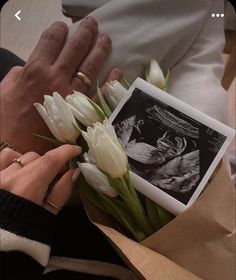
109, 78, 235, 215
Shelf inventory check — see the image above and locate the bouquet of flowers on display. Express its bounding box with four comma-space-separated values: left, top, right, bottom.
34, 60, 172, 241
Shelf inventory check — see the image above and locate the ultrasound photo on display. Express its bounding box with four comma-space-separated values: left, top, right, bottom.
112, 88, 227, 205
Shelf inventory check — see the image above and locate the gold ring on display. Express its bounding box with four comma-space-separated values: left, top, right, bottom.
74, 71, 92, 88
45, 198, 62, 211
13, 158, 24, 167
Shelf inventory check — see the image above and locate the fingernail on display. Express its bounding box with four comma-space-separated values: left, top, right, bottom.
99, 33, 111, 44
113, 68, 122, 79
85, 16, 97, 26
72, 168, 80, 182
74, 145, 82, 154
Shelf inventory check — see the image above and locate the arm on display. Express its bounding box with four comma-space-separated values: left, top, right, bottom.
0, 190, 55, 279
0, 145, 81, 278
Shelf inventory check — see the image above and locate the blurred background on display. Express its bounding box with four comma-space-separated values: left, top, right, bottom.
0, 0, 235, 178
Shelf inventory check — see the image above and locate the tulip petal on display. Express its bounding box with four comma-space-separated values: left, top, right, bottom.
34, 103, 65, 142
147, 59, 165, 89
66, 92, 102, 127
79, 163, 119, 197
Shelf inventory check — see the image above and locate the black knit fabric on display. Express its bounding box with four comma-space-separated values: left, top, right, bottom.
0, 189, 55, 245
0, 251, 43, 280
52, 206, 125, 266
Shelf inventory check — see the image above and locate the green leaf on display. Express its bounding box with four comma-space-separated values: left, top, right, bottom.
96, 81, 112, 118
76, 174, 108, 212
121, 76, 131, 89
145, 68, 149, 81
76, 173, 146, 241
156, 204, 174, 227
145, 197, 161, 231
88, 99, 106, 121
108, 174, 153, 236
33, 133, 62, 146
163, 69, 170, 92
100, 194, 147, 241
72, 122, 82, 134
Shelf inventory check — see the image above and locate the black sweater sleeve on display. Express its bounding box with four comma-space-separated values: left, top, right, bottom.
0, 189, 56, 279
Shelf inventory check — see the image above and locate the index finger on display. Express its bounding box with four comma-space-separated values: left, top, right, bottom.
26, 144, 81, 184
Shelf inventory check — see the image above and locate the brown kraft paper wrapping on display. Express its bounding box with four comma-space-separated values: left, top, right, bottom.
83, 163, 235, 280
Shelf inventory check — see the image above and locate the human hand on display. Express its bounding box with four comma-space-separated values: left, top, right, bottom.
0, 145, 81, 215
1, 17, 122, 154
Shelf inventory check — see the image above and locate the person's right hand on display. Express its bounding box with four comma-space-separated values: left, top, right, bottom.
1, 17, 122, 154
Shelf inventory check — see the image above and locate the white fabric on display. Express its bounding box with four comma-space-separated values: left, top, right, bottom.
0, 228, 50, 266
69, 0, 228, 123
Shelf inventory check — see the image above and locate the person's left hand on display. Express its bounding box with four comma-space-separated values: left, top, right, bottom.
0, 145, 81, 215
0, 18, 121, 154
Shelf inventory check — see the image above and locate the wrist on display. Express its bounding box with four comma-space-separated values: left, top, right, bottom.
0, 189, 56, 245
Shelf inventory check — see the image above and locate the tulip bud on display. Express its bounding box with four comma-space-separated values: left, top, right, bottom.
146, 59, 165, 89
79, 163, 119, 198
82, 120, 128, 178
34, 92, 79, 143
106, 80, 128, 109
66, 91, 104, 127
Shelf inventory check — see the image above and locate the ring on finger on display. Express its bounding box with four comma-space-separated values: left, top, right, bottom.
45, 198, 62, 211
74, 71, 92, 88
12, 157, 24, 168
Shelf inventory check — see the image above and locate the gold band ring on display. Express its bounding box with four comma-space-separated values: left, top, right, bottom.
13, 158, 24, 167
74, 71, 92, 88
45, 198, 62, 211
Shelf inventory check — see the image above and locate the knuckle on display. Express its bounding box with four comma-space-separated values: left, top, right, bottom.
68, 37, 87, 52
23, 60, 45, 78
85, 62, 98, 78
41, 30, 61, 44
0, 147, 14, 156
54, 65, 72, 85
49, 77, 63, 91
9, 66, 22, 75
49, 80, 69, 95
25, 151, 40, 160
0, 174, 17, 190
42, 152, 58, 168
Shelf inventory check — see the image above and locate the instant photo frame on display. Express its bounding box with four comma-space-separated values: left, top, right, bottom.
109, 78, 235, 215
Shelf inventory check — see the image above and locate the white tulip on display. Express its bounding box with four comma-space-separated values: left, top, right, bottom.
79, 163, 119, 198
82, 120, 128, 178
66, 91, 104, 127
34, 92, 79, 143
106, 80, 128, 108
146, 59, 165, 89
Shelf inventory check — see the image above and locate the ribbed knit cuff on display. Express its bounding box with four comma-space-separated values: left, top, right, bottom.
0, 189, 56, 245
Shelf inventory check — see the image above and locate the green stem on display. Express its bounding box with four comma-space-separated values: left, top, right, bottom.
120, 177, 153, 236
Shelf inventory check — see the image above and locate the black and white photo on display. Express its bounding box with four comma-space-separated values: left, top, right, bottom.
110, 78, 235, 214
